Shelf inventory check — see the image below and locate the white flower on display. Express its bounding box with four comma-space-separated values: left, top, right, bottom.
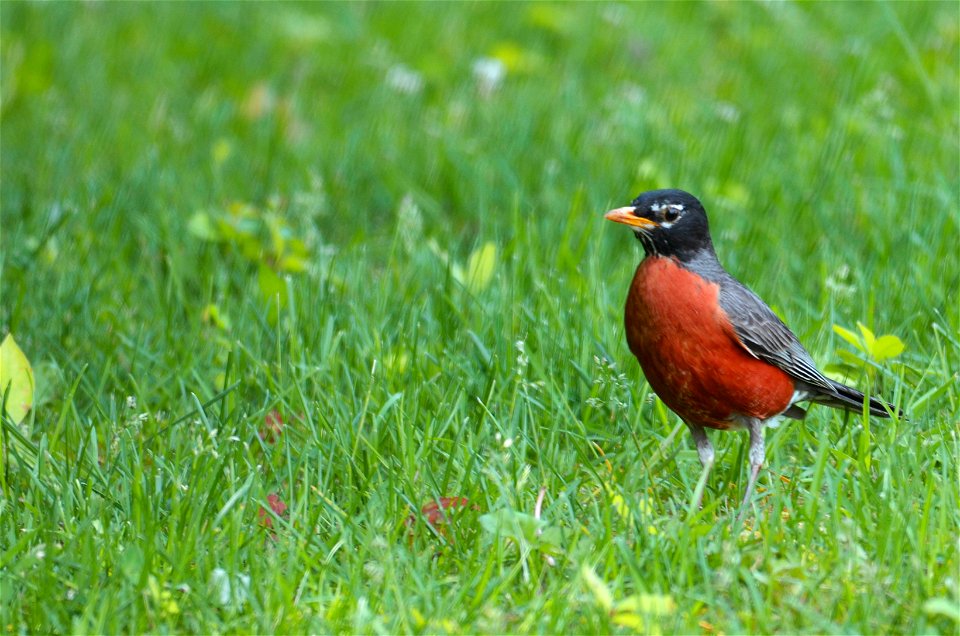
397, 193, 423, 252
715, 101, 741, 123
826, 263, 855, 296
515, 339, 529, 373
386, 65, 424, 95
209, 568, 250, 607
473, 58, 506, 96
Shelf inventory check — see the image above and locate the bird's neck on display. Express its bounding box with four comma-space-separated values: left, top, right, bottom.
642, 244, 726, 283
636, 229, 717, 264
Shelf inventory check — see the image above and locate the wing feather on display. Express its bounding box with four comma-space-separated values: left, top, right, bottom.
717, 277, 836, 394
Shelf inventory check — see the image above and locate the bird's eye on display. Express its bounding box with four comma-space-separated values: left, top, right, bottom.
664, 208, 680, 223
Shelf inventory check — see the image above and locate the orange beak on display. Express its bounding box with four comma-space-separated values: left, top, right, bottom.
604, 206, 659, 229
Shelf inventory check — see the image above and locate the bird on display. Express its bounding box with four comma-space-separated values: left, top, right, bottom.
605, 188, 900, 519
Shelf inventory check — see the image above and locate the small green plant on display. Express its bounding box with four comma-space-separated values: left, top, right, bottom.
581, 564, 676, 632
479, 506, 562, 568
428, 239, 498, 294
828, 322, 905, 380
189, 201, 310, 321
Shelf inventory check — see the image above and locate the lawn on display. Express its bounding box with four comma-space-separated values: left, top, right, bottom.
2, 2, 958, 634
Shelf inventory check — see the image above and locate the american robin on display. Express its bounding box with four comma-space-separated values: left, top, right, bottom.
605, 189, 900, 517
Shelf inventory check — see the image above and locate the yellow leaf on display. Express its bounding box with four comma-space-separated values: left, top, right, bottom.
871, 334, 905, 362
580, 564, 613, 612
618, 593, 677, 616
278, 254, 308, 273
201, 304, 232, 331
612, 611, 645, 629
604, 484, 632, 521
610, 493, 631, 520
0, 334, 34, 424
832, 324, 863, 352
385, 351, 409, 374
464, 242, 497, 294
637, 496, 654, 515
258, 263, 288, 325
410, 608, 426, 629
490, 42, 539, 73
212, 138, 233, 166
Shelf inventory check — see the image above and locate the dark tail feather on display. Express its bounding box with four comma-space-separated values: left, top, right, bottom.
812, 380, 901, 418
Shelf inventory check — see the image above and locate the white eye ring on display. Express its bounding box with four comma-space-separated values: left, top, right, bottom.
664, 208, 680, 223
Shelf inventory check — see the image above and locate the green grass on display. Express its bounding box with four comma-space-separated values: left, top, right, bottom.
2, 3, 958, 634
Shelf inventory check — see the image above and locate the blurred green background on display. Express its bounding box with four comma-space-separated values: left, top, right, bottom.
2, 2, 958, 634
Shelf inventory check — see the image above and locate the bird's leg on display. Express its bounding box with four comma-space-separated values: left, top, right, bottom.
686, 423, 714, 512
737, 418, 765, 523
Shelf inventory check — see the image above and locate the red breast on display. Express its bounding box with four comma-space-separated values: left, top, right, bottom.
625, 256, 795, 429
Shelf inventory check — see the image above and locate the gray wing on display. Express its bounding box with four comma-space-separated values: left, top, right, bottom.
716, 276, 836, 394
715, 273, 899, 418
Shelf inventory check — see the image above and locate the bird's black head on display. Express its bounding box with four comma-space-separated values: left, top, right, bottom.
604, 189, 713, 261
